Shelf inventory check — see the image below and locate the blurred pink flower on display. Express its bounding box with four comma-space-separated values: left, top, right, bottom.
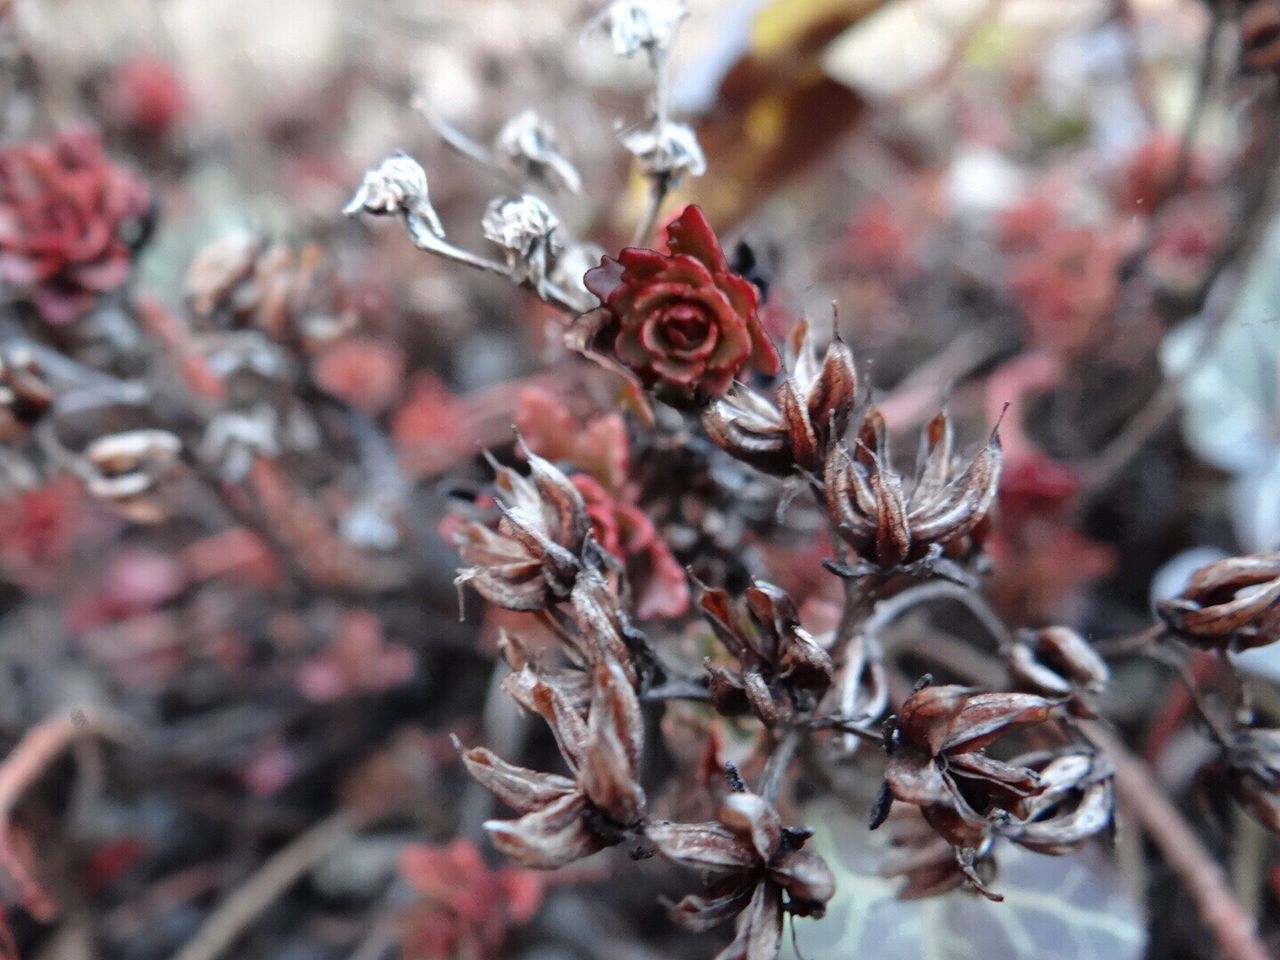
0, 128, 150, 324
312, 337, 406, 415
298, 608, 414, 702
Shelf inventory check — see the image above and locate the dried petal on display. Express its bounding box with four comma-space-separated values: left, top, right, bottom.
484, 791, 603, 869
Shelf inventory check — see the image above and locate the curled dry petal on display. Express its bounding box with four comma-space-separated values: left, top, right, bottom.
718, 792, 782, 862
579, 659, 646, 824
646, 820, 758, 874
769, 849, 834, 907
1157, 552, 1280, 649
1008, 626, 1110, 701
454, 740, 577, 813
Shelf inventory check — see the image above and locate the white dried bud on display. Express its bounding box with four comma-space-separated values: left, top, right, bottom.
343, 153, 445, 245
482, 194, 563, 298
495, 111, 582, 194
551, 241, 608, 313
586, 0, 687, 59
83, 429, 183, 523
619, 121, 706, 185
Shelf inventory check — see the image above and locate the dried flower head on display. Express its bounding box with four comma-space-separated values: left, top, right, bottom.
875, 680, 1059, 897
344, 153, 446, 247
824, 408, 1001, 576
583, 205, 780, 404
699, 581, 833, 726
482, 194, 563, 298
82, 429, 182, 523
0, 345, 54, 434
495, 110, 582, 193
648, 791, 834, 958
586, 0, 688, 59
994, 749, 1115, 855
457, 655, 646, 868
0, 128, 151, 324
705, 319, 856, 475
1156, 552, 1280, 650
1007, 626, 1109, 714
619, 121, 706, 187
450, 446, 593, 611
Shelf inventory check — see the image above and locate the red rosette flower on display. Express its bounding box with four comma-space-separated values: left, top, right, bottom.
584, 205, 779, 403
0, 128, 151, 324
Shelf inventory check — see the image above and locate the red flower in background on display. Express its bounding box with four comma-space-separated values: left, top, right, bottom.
399, 840, 543, 960
0, 129, 150, 324
103, 57, 187, 136
585, 205, 779, 402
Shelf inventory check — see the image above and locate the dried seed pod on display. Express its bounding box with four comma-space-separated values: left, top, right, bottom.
451, 445, 593, 611
1156, 552, 1280, 650
998, 750, 1115, 855
82, 428, 182, 523
698, 580, 833, 726
705, 320, 857, 475
344, 153, 446, 248
824, 408, 1002, 574
619, 121, 706, 187
1007, 626, 1109, 713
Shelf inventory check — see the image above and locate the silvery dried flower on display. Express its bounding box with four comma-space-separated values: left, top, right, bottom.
482, 194, 563, 298
343, 152, 446, 248
647, 791, 834, 958
1156, 552, 1280, 650
824, 408, 1001, 575
450, 445, 592, 611
1007, 626, 1109, 715
456, 655, 646, 868
197, 404, 280, 483
82, 428, 182, 523
495, 110, 582, 194
586, 0, 688, 59
619, 121, 706, 187
705, 319, 856, 475
551, 241, 608, 313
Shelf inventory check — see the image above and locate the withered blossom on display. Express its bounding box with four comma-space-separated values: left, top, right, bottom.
876, 681, 1058, 897
0, 345, 54, 434
879, 805, 994, 900
1156, 552, 1280, 650
824, 408, 1001, 575
495, 110, 582, 193
699, 581, 833, 726
1223, 728, 1280, 835
704, 319, 856, 475
481, 194, 563, 298
647, 791, 834, 959
81, 428, 183, 523
343, 153, 446, 248
585, 0, 688, 59
1006, 626, 1109, 714
456, 656, 646, 868
451, 447, 594, 612
619, 121, 706, 188
994, 749, 1115, 855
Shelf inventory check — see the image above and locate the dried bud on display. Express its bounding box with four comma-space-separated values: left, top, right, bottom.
495, 110, 582, 193
481, 194, 563, 298
1156, 552, 1280, 650
619, 121, 706, 187
585, 0, 687, 59
1007, 626, 1109, 712
1224, 728, 1280, 835
699, 581, 833, 725
704, 320, 856, 475
824, 408, 1001, 574
452, 446, 592, 611
343, 153, 446, 247
648, 791, 833, 953
82, 428, 182, 523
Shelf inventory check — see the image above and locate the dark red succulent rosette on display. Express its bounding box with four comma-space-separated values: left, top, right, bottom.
0, 127, 151, 325
584, 205, 779, 404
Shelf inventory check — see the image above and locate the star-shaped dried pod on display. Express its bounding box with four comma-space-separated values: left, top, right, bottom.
647, 791, 834, 960
876, 681, 1060, 896
1156, 552, 1280, 650
451, 443, 593, 611
698, 580, 834, 726
704, 319, 857, 476
824, 407, 1002, 575
457, 655, 646, 869
1223, 727, 1280, 835
1007, 626, 1110, 715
